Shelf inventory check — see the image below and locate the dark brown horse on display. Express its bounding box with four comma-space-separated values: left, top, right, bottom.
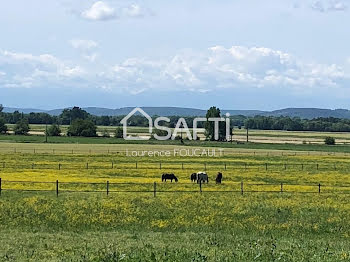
162, 173, 178, 182
216, 172, 223, 184
190, 173, 197, 182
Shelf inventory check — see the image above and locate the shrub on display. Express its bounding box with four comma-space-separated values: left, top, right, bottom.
325, 136, 335, 145
114, 127, 123, 138
46, 124, 61, 136
0, 118, 8, 134
67, 119, 97, 137
14, 119, 30, 135
151, 129, 169, 140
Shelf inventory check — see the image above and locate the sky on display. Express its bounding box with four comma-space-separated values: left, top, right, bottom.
0, 0, 350, 110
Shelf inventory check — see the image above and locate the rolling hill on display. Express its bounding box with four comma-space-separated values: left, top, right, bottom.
3, 106, 350, 119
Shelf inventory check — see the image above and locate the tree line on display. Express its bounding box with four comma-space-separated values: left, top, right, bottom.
1, 105, 350, 139
244, 116, 350, 132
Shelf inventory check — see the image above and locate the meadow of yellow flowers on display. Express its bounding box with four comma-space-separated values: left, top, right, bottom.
0, 148, 349, 261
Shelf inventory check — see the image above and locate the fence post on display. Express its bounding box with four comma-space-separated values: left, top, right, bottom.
112, 162, 114, 169
318, 183, 321, 194
136, 161, 138, 169
204, 163, 206, 171
34, 149, 35, 154
182, 163, 184, 170
265, 163, 268, 171
334, 164, 337, 171
2, 162, 5, 169
58, 163, 61, 170
280, 183, 283, 193
199, 180, 202, 194
316, 164, 319, 170
0, 178, 2, 196
107, 181, 109, 196
160, 162, 162, 170
301, 164, 304, 171
154, 182, 156, 197
241, 181, 244, 195
32, 163, 34, 169
56, 180, 59, 197
86, 163, 89, 170
284, 164, 287, 170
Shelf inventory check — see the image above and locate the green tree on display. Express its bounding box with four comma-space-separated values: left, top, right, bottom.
151, 129, 169, 140
67, 119, 97, 137
205, 106, 226, 141
0, 117, 8, 134
325, 136, 335, 145
46, 124, 61, 136
114, 127, 123, 138
14, 119, 30, 135
59, 107, 90, 125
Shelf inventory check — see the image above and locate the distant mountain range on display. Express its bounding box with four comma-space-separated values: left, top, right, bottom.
3, 107, 350, 119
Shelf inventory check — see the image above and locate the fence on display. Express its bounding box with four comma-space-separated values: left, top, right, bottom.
0, 147, 347, 156
1, 179, 350, 196
0, 161, 347, 172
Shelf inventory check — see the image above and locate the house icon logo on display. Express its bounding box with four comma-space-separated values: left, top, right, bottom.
120, 107, 152, 140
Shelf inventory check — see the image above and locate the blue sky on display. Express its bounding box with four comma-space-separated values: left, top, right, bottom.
0, 0, 350, 110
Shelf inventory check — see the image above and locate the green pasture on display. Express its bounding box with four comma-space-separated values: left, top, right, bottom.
0, 143, 350, 261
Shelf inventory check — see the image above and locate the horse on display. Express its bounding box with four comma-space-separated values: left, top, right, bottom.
216, 172, 223, 184
197, 172, 209, 183
190, 173, 197, 182
162, 173, 178, 182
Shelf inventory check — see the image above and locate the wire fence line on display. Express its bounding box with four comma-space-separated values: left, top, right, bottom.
0, 161, 347, 172
1, 179, 350, 196
0, 147, 347, 156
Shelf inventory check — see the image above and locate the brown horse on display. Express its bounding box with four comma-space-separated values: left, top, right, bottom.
190, 173, 197, 182
162, 173, 178, 182
216, 172, 223, 184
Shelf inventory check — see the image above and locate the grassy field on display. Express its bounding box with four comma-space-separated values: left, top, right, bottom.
5, 124, 350, 144
0, 143, 350, 261
2, 134, 350, 154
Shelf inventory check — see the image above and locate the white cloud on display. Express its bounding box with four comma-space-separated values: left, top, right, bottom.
0, 50, 85, 88
108, 46, 346, 93
311, 0, 347, 12
0, 46, 348, 94
80, 1, 152, 21
70, 39, 98, 50
123, 4, 147, 18
70, 39, 98, 62
81, 1, 117, 21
